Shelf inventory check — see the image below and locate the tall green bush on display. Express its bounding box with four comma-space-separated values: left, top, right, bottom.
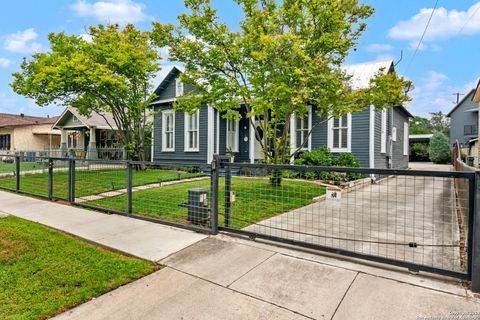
428, 132, 451, 164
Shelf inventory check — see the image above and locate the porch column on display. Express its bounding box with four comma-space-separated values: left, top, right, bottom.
87, 126, 98, 160
60, 128, 67, 156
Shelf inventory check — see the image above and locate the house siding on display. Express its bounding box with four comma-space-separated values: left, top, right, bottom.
391, 107, 409, 169
153, 104, 208, 164
448, 91, 478, 147
374, 109, 390, 169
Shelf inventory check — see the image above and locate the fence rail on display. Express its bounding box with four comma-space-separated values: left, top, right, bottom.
0, 154, 479, 291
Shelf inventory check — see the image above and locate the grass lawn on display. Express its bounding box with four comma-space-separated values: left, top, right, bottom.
88, 177, 325, 229
0, 161, 50, 174
0, 215, 158, 320
0, 167, 201, 199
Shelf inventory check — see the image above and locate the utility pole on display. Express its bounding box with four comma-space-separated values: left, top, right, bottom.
452, 92, 464, 104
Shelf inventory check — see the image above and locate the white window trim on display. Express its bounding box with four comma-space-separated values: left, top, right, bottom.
161, 110, 175, 152
175, 78, 184, 97
184, 111, 200, 152
380, 109, 387, 154
392, 126, 397, 142
327, 113, 352, 153
403, 122, 409, 156
290, 107, 312, 155
369, 105, 375, 169
226, 119, 240, 153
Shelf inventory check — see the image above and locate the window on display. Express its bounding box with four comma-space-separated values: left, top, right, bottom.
226, 119, 239, 152
184, 111, 199, 152
380, 109, 387, 153
295, 116, 309, 150
392, 126, 397, 142
162, 110, 175, 151
0, 134, 11, 150
464, 125, 478, 135
328, 114, 351, 152
175, 78, 184, 97
403, 122, 409, 156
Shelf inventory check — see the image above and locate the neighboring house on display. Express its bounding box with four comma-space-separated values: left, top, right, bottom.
471, 81, 480, 166
150, 60, 412, 169
52, 107, 122, 159
446, 89, 478, 147
0, 113, 60, 156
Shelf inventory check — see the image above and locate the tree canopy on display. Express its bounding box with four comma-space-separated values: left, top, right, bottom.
151, 0, 412, 165
409, 112, 450, 136
11, 24, 161, 160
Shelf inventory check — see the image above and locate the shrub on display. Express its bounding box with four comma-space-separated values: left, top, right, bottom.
294, 146, 362, 181
410, 142, 429, 161
428, 132, 451, 164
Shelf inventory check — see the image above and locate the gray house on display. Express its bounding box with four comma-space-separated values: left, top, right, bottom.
150, 61, 411, 169
447, 89, 479, 147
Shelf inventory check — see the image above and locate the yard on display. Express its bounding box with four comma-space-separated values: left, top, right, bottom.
0, 165, 201, 199
88, 177, 325, 229
0, 215, 158, 320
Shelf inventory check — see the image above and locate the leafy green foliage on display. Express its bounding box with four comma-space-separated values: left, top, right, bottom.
151, 0, 412, 165
0, 216, 157, 320
409, 113, 450, 136
409, 116, 432, 134
410, 142, 429, 161
294, 146, 362, 181
10, 24, 160, 160
429, 132, 451, 164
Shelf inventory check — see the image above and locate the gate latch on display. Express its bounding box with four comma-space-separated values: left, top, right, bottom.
408, 242, 418, 248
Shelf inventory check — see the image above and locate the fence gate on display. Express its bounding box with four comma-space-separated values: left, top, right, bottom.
217, 161, 479, 282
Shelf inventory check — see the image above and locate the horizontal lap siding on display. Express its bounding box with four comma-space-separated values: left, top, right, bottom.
153, 104, 208, 164
349, 108, 370, 168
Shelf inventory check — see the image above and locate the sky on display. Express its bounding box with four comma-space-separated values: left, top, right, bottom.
0, 0, 479, 118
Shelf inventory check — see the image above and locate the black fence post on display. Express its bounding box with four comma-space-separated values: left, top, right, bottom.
69, 159, 76, 203
210, 155, 219, 235
15, 155, 20, 192
126, 162, 133, 214
471, 171, 480, 292
225, 163, 232, 227
48, 158, 53, 200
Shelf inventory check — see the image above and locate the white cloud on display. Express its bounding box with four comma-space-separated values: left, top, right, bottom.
70, 0, 150, 24
0, 58, 12, 68
408, 71, 477, 117
388, 2, 480, 42
4, 28, 42, 53
366, 43, 393, 52
79, 33, 93, 43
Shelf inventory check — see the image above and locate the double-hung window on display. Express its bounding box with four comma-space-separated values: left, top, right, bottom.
162, 110, 175, 151
295, 116, 309, 150
184, 111, 199, 152
226, 119, 239, 152
328, 114, 351, 152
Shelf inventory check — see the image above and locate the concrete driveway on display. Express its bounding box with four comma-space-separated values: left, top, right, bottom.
244, 162, 462, 272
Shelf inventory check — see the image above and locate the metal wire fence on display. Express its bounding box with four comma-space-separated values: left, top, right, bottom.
0, 154, 478, 283
218, 162, 476, 279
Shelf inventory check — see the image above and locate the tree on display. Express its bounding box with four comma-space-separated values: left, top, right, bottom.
152, 0, 412, 170
429, 132, 451, 164
429, 111, 450, 136
409, 116, 431, 134
11, 24, 160, 160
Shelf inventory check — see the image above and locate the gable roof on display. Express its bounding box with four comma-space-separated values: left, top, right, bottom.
52, 107, 118, 130
0, 113, 58, 128
344, 60, 394, 90
473, 80, 480, 103
447, 89, 475, 117
152, 66, 183, 97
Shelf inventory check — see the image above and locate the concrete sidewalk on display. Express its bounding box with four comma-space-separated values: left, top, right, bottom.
1, 190, 479, 319
55, 236, 480, 320
0, 190, 206, 261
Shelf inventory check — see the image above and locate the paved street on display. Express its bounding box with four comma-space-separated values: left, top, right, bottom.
244, 163, 462, 272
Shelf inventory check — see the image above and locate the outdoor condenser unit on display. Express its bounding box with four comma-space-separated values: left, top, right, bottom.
185, 188, 210, 225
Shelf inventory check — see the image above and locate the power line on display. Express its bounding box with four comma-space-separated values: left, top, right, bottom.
458, 2, 480, 35
404, 0, 440, 75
